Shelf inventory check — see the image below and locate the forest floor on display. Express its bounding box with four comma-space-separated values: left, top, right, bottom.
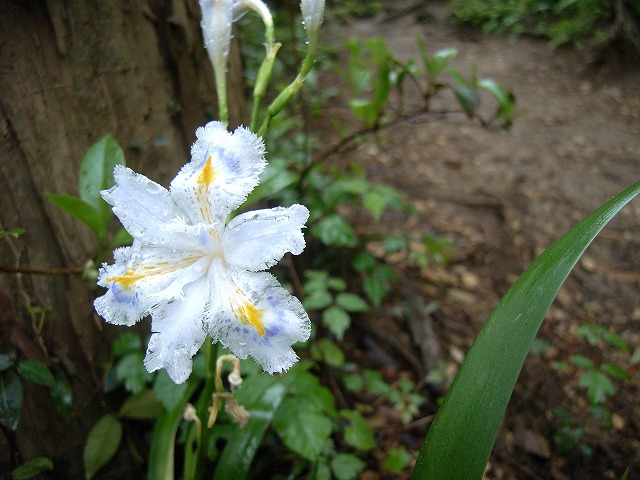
319, 2, 640, 479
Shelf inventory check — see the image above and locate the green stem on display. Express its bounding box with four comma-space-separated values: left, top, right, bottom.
258, 38, 318, 137
182, 339, 219, 480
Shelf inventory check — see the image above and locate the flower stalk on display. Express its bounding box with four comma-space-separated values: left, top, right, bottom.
257, 0, 325, 136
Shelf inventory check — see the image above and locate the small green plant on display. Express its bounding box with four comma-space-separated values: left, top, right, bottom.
46, 135, 132, 263
344, 369, 425, 424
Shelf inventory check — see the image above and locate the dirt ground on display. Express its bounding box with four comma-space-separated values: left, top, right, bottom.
322, 3, 640, 479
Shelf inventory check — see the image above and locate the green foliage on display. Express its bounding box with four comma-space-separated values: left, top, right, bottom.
11, 457, 54, 480
341, 36, 515, 129
382, 447, 412, 473
340, 410, 377, 451
17, 359, 55, 387
0, 227, 26, 240
449, 0, 640, 50
84, 414, 123, 480
0, 355, 73, 430
330, 453, 367, 480
0, 369, 23, 430
553, 408, 592, 456
303, 270, 369, 341
47, 135, 128, 252
344, 370, 425, 425
413, 181, 640, 479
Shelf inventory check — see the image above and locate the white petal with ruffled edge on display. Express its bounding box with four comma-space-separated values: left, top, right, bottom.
223, 204, 309, 271
102, 166, 178, 243
169, 123, 266, 225
94, 245, 209, 326
206, 262, 311, 373
144, 277, 210, 383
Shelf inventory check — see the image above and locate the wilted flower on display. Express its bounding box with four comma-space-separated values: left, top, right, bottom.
94, 121, 311, 383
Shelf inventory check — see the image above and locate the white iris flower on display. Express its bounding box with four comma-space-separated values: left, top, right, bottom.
94, 122, 311, 384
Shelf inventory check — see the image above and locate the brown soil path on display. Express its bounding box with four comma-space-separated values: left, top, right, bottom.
332, 3, 640, 478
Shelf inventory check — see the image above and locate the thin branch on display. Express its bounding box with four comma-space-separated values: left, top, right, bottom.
0, 265, 83, 275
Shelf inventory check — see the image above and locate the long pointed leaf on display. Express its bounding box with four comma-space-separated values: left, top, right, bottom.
412, 180, 640, 480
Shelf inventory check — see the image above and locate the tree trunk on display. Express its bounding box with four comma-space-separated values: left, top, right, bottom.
0, 0, 244, 475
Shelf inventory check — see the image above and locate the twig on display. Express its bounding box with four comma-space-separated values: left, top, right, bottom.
0, 265, 83, 275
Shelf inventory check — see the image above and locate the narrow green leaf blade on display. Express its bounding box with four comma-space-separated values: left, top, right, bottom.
84, 414, 122, 480
412, 181, 640, 480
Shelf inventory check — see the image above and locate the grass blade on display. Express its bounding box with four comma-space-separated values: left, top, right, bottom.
412, 180, 640, 480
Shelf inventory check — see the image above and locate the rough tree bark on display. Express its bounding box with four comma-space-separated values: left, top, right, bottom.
0, 0, 245, 475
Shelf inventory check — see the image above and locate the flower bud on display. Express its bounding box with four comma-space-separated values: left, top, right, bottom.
300, 0, 325, 39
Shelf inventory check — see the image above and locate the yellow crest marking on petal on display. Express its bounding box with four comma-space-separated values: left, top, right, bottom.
106, 255, 204, 289
197, 156, 217, 188
107, 268, 145, 288
235, 301, 265, 337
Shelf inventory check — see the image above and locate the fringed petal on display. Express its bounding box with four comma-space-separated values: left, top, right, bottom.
223, 204, 309, 271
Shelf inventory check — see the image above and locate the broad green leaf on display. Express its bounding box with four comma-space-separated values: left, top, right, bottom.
341, 410, 377, 451
314, 339, 345, 368
327, 277, 348, 291
79, 135, 125, 222
119, 389, 164, 419
451, 83, 480, 115
569, 354, 595, 370
46, 194, 106, 242
599, 363, 631, 381
362, 265, 396, 307
331, 453, 366, 480
412, 181, 640, 480
336, 293, 369, 312
602, 331, 630, 353
363, 191, 386, 221
243, 164, 298, 208
108, 227, 133, 250
273, 396, 333, 461
213, 375, 289, 480
281, 365, 337, 417
153, 371, 188, 411
574, 323, 604, 345
322, 306, 351, 340
84, 414, 122, 480
429, 48, 458, 78
348, 99, 379, 129
312, 214, 358, 248
0, 371, 23, 430
17, 359, 54, 387
303, 290, 333, 311
342, 374, 365, 392
0, 354, 13, 372
579, 370, 615, 404
382, 447, 412, 473
11, 456, 54, 479
112, 332, 142, 357
115, 352, 151, 394
51, 370, 73, 421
